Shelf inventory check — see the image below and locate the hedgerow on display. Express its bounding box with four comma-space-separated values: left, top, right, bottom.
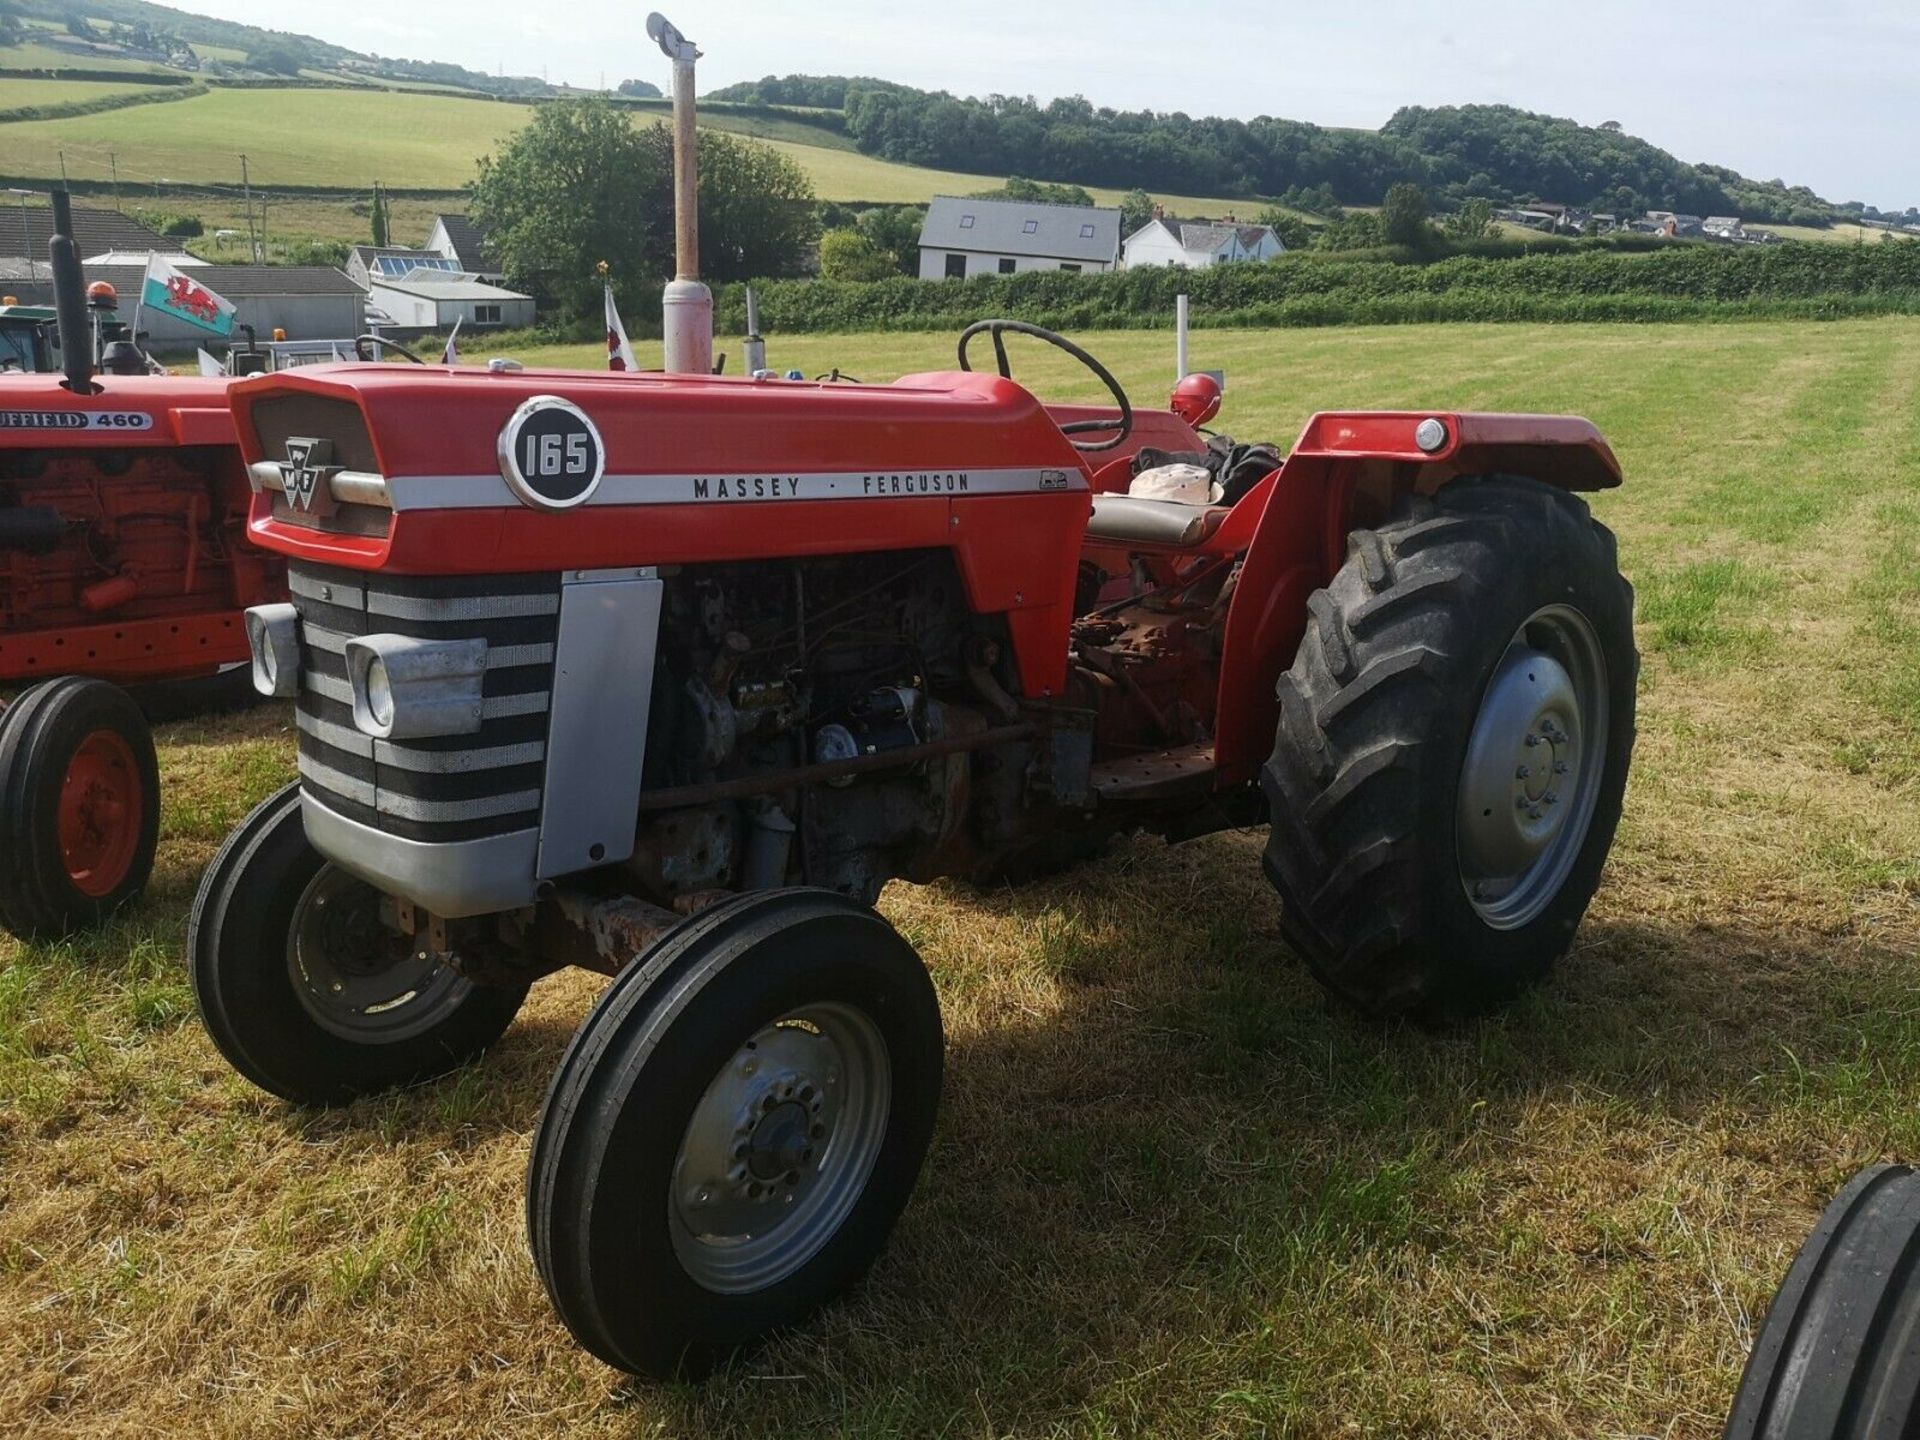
711, 241, 1920, 334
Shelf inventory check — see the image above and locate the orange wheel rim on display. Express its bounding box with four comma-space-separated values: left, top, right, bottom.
58, 728, 144, 899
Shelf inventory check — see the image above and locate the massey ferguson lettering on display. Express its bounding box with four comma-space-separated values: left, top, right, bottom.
694, 475, 803, 500
861, 472, 970, 495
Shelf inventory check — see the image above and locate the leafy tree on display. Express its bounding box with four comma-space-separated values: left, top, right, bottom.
247, 43, 306, 75
819, 229, 897, 281
969, 176, 1095, 207
1255, 206, 1312, 250
853, 205, 922, 274
616, 78, 662, 98
471, 98, 817, 318
370, 185, 389, 247
1314, 211, 1383, 251
1444, 198, 1494, 242
1117, 188, 1155, 236
1381, 183, 1433, 247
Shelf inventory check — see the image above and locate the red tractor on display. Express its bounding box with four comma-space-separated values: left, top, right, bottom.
0, 193, 282, 940
192, 317, 1637, 1376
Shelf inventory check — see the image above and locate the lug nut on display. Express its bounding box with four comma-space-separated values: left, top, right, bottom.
1554, 761, 1570, 774
1516, 765, 1532, 779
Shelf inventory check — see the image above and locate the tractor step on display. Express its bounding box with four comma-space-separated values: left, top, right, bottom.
1089, 741, 1217, 802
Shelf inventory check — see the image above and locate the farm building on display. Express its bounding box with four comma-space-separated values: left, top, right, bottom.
917, 196, 1121, 279
1122, 214, 1285, 268
5, 263, 367, 349
0, 202, 189, 266
345, 246, 463, 290
424, 214, 503, 283
365, 274, 535, 334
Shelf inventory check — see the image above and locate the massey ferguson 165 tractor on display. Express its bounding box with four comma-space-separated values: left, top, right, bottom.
192, 310, 1639, 1375
0, 193, 283, 941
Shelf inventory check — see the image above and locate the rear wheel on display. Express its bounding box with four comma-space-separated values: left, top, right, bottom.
1261, 476, 1637, 1017
189, 783, 526, 1104
1725, 1164, 1920, 1439
528, 889, 943, 1378
0, 676, 160, 940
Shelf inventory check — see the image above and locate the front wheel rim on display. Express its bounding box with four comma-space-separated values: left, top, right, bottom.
59, 728, 144, 898
670, 1002, 892, 1295
1455, 604, 1610, 931
286, 864, 472, 1042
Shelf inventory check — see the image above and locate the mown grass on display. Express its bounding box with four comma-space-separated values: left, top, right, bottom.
3, 318, 1919, 1437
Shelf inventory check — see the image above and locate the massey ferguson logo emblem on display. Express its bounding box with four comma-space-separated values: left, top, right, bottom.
281, 437, 337, 514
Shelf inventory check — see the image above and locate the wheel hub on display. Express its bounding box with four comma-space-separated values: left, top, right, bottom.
286, 865, 470, 1042
671, 1005, 889, 1294
1455, 606, 1610, 931
58, 728, 143, 898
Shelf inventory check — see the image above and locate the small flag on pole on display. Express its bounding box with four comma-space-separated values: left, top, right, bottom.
196, 347, 223, 377
605, 280, 636, 372
442, 316, 463, 365
141, 253, 235, 338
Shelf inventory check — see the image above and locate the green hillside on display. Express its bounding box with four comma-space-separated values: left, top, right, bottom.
0, 81, 1260, 215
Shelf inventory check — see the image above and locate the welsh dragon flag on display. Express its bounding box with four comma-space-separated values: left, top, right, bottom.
605, 282, 637, 372
142, 253, 236, 338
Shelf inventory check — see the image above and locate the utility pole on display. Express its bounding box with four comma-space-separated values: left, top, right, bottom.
259, 193, 268, 261
58, 150, 68, 187
109, 152, 120, 211
239, 153, 258, 262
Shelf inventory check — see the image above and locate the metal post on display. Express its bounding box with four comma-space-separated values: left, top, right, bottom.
649, 12, 713, 375
1175, 293, 1190, 380
7, 190, 32, 284
742, 285, 766, 373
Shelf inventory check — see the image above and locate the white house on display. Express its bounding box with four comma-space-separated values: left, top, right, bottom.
1122, 214, 1286, 269
366, 275, 535, 334
917, 196, 1121, 279
424, 214, 503, 283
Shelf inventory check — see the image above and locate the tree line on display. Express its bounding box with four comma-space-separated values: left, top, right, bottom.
709, 75, 1850, 226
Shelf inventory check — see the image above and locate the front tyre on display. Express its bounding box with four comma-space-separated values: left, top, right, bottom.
0, 676, 161, 941
1262, 476, 1637, 1018
188, 783, 526, 1104
528, 889, 944, 1379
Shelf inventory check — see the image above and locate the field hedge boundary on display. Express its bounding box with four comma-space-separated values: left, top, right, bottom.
709, 241, 1920, 333
0, 65, 195, 85
0, 82, 207, 124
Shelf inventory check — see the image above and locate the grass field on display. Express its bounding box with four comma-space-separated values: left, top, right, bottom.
0, 76, 153, 108
4, 318, 1919, 1437
0, 80, 1263, 215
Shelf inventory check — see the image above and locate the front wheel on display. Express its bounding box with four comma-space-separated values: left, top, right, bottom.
527, 889, 944, 1378
0, 676, 161, 941
188, 783, 527, 1104
1262, 476, 1637, 1017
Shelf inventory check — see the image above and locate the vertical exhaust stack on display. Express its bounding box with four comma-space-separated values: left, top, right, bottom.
48, 190, 97, 394
648, 12, 713, 376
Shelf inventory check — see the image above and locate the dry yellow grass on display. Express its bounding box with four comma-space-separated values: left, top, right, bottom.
4, 319, 1919, 1437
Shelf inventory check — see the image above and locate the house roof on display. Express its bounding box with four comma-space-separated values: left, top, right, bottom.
0, 203, 187, 262
350, 246, 444, 266
431, 213, 497, 272
1127, 216, 1279, 260
368, 277, 530, 302
919, 196, 1120, 263
1703, 216, 1742, 228
5, 264, 364, 305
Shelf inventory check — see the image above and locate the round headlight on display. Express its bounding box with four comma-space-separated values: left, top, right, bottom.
1414, 417, 1449, 453
366, 656, 395, 730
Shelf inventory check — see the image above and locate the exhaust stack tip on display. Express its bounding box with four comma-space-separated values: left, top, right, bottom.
48, 190, 98, 396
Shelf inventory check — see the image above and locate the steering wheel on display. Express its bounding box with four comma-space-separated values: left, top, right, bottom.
353, 334, 427, 364
957, 319, 1133, 453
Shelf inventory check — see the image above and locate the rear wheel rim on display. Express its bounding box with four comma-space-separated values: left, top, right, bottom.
670, 1002, 892, 1295
1455, 604, 1610, 931
59, 727, 144, 899
285, 864, 472, 1042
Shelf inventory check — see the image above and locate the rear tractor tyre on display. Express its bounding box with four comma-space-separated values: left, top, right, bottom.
188, 783, 527, 1105
0, 676, 161, 941
1262, 475, 1637, 1018
528, 889, 944, 1379
1725, 1164, 1920, 1439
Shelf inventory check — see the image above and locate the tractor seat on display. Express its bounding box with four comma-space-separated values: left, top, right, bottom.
1085, 495, 1229, 549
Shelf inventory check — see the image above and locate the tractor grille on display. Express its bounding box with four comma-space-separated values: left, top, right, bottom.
287, 561, 560, 843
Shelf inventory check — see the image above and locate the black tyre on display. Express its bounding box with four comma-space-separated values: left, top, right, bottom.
528, 888, 944, 1379
0, 676, 161, 941
1725, 1164, 1920, 1440
188, 783, 526, 1105
1262, 476, 1637, 1017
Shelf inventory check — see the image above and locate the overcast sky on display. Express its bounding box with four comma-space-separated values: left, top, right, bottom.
181, 0, 1918, 208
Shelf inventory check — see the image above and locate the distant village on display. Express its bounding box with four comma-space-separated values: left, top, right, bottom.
1495, 205, 1787, 244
